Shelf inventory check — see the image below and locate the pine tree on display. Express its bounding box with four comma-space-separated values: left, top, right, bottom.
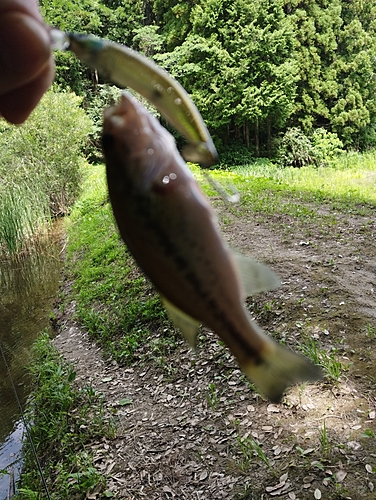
285, 0, 343, 131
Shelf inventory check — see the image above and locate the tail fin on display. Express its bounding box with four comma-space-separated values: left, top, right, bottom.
241, 335, 323, 403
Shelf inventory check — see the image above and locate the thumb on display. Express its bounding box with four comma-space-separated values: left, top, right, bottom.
0, 11, 51, 95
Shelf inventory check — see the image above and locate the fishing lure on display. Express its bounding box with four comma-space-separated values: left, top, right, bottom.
50, 29, 218, 168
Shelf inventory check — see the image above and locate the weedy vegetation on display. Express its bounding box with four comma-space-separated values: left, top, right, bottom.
364, 323, 376, 340
320, 420, 332, 459
206, 382, 220, 409
0, 88, 92, 258
15, 332, 114, 500
0, 184, 50, 256
235, 435, 272, 472
298, 337, 347, 383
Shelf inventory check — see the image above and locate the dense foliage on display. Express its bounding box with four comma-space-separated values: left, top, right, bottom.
40, 0, 376, 155
0, 89, 92, 216
0, 89, 92, 255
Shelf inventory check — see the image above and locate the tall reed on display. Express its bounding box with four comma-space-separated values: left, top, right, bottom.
0, 88, 93, 258
0, 182, 50, 257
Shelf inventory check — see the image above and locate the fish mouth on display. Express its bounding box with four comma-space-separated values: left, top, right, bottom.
103, 93, 150, 138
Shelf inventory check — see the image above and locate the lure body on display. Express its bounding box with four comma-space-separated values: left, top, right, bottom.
102, 94, 322, 403
67, 34, 218, 168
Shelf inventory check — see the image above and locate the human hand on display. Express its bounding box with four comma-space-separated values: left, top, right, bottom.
0, 0, 54, 124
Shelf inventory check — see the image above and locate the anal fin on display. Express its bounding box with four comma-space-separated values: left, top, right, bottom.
161, 296, 201, 348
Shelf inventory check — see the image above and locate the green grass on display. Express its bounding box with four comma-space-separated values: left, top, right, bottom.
198, 150, 376, 215
206, 382, 220, 409
64, 164, 178, 365
16, 332, 114, 500
63, 152, 376, 368
320, 420, 332, 459
0, 183, 50, 257
235, 434, 272, 471
298, 336, 347, 382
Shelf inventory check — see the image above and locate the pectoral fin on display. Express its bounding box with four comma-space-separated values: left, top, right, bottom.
232, 252, 281, 297
161, 296, 200, 348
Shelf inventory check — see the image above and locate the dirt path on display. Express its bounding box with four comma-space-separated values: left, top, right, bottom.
54, 199, 376, 499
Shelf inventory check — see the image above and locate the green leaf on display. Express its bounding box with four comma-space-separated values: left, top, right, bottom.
118, 398, 132, 406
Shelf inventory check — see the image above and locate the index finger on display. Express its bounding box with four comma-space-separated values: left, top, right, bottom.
0, 12, 51, 95
0, 0, 43, 19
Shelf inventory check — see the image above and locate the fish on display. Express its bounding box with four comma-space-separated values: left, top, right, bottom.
64, 32, 218, 168
102, 93, 322, 403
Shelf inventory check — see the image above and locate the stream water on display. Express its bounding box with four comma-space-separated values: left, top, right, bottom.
0, 234, 63, 499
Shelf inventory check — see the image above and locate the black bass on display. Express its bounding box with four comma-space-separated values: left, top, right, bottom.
102, 93, 322, 403
60, 32, 217, 168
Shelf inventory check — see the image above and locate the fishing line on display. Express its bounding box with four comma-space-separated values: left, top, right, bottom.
202, 172, 240, 204
0, 340, 52, 500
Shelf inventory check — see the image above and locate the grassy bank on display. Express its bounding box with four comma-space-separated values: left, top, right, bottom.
64, 154, 376, 365
18, 153, 376, 498
15, 333, 114, 500
64, 165, 178, 367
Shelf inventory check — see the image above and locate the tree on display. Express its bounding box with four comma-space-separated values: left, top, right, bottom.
285, 0, 343, 131
151, 0, 194, 50
224, 0, 297, 154
285, 0, 376, 149
331, 1, 376, 148
37, 0, 376, 154
157, 0, 297, 154
40, 0, 144, 93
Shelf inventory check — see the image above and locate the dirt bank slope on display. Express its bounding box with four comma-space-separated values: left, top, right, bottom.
54, 199, 376, 499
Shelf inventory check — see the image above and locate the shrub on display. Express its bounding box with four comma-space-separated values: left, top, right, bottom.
0, 89, 93, 255
275, 127, 346, 168
311, 128, 345, 166
276, 127, 315, 168
218, 141, 255, 168
0, 88, 93, 217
